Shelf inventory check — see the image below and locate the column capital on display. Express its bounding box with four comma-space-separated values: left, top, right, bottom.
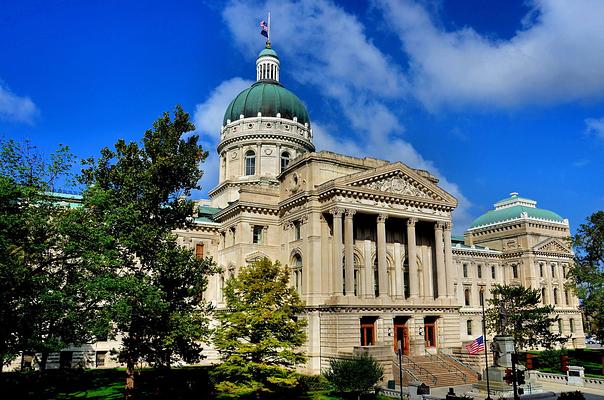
330, 207, 344, 217
377, 213, 388, 223
345, 209, 357, 219
444, 222, 452, 231
435, 221, 446, 231
407, 217, 418, 227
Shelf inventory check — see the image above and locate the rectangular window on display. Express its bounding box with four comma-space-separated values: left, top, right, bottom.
294, 221, 301, 240
569, 319, 575, 333
558, 319, 563, 333
539, 264, 544, 278
253, 226, 263, 244
512, 265, 518, 279
195, 243, 204, 259
551, 264, 556, 278
466, 320, 473, 335
360, 317, 377, 346
463, 263, 468, 278
479, 291, 484, 306
464, 288, 471, 306
563, 265, 567, 279
491, 265, 496, 279
96, 351, 106, 367
477, 264, 482, 279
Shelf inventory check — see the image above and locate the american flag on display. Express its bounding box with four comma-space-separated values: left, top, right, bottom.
260, 20, 269, 38
466, 335, 485, 354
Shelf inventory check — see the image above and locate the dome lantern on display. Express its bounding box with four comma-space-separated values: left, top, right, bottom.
256, 44, 280, 82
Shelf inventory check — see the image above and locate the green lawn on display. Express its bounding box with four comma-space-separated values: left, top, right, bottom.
521, 348, 604, 378
0, 368, 389, 399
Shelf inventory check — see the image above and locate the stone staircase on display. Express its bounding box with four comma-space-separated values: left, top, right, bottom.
393, 354, 479, 388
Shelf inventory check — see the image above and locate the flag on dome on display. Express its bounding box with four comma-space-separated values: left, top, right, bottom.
466, 336, 485, 354
260, 20, 269, 38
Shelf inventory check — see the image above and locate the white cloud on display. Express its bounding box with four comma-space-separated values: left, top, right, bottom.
0, 83, 38, 123
221, 0, 473, 230
193, 77, 253, 192
585, 117, 604, 140
378, 0, 604, 109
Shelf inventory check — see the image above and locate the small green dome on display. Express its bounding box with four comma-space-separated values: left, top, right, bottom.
258, 47, 278, 59
470, 193, 565, 228
223, 81, 310, 126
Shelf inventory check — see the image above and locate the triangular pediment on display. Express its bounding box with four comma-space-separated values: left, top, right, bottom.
245, 251, 270, 263
324, 162, 457, 206
533, 238, 572, 254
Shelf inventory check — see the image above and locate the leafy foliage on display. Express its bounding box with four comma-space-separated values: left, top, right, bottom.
0, 139, 106, 370
324, 353, 384, 396
569, 211, 604, 342
485, 284, 567, 350
538, 348, 568, 370
213, 258, 307, 394
80, 106, 216, 393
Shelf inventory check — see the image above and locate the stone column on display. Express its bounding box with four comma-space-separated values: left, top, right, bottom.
331, 208, 344, 296
256, 143, 262, 176
435, 222, 447, 299
407, 218, 419, 299
394, 242, 404, 299
443, 222, 455, 298
344, 209, 356, 296
377, 213, 388, 297
364, 240, 374, 298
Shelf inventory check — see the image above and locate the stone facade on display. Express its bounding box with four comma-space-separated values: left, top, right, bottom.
7, 44, 584, 372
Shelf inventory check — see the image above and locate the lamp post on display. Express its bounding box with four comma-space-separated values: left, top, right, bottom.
479, 285, 492, 400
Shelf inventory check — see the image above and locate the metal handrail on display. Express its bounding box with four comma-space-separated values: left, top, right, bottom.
423, 350, 467, 382
393, 355, 421, 384
438, 352, 473, 382
400, 354, 438, 385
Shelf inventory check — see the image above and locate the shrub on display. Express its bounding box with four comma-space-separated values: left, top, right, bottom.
558, 391, 585, 400
539, 348, 568, 370
324, 354, 384, 397
297, 374, 331, 392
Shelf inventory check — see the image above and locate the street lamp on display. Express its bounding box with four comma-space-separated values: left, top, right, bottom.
479, 285, 492, 400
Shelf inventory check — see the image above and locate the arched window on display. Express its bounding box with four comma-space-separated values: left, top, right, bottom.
553, 288, 559, 305
541, 287, 546, 303
464, 288, 471, 306
293, 254, 303, 294
403, 258, 410, 299
354, 256, 362, 296
280, 151, 290, 173
245, 150, 256, 175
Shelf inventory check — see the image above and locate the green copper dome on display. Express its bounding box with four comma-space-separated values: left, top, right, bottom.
470, 193, 565, 228
258, 47, 278, 59
223, 81, 310, 126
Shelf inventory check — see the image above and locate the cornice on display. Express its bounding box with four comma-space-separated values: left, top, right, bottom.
217, 132, 315, 154
213, 200, 279, 222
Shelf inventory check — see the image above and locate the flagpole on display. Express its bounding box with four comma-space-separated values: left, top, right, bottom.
481, 286, 492, 400
267, 12, 271, 43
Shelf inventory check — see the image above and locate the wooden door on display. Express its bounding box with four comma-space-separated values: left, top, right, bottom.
393, 324, 409, 355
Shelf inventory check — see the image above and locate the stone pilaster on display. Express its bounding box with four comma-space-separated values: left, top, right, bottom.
443, 222, 455, 298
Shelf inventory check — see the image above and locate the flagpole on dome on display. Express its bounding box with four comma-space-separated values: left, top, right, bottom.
267, 11, 271, 45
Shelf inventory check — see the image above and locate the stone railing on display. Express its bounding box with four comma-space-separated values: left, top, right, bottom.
529, 371, 604, 389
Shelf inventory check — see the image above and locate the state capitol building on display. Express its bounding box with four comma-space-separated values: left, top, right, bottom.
180, 44, 585, 373
14, 44, 585, 373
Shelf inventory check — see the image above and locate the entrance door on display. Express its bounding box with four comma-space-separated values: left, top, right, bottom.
393, 324, 409, 355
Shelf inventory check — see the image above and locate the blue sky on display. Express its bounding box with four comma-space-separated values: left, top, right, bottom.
1, 0, 603, 233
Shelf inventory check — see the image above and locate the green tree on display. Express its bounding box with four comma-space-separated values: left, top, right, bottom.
569, 211, 604, 342
0, 139, 107, 371
485, 284, 567, 350
80, 105, 216, 397
324, 353, 384, 399
213, 258, 307, 395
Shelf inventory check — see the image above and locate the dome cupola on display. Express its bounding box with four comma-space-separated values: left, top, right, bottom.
211, 43, 315, 208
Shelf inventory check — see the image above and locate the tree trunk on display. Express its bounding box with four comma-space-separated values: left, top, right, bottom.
39, 352, 48, 371
125, 357, 135, 400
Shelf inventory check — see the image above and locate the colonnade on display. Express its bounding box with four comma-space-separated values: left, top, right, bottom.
329, 207, 455, 300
